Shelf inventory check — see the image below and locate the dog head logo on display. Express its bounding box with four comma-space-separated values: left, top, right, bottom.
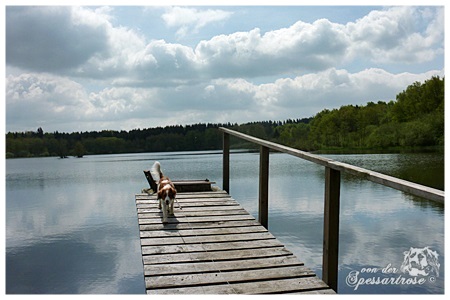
400, 247, 440, 277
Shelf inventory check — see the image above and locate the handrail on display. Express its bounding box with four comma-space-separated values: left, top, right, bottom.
219, 127, 444, 203
219, 126, 444, 292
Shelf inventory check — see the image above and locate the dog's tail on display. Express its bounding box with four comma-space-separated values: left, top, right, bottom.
150, 161, 163, 182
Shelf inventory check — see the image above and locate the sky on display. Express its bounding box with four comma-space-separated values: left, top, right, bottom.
3, 1, 446, 133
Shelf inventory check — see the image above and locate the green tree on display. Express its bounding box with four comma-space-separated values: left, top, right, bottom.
57, 140, 69, 158
74, 141, 86, 157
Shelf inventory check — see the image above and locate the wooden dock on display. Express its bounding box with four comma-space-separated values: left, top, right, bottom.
135, 190, 335, 294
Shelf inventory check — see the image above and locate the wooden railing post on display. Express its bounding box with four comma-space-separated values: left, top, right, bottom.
223, 132, 230, 193
322, 167, 341, 292
218, 127, 445, 294
259, 146, 269, 229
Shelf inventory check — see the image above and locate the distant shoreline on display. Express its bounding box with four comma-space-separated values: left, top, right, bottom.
5, 145, 444, 159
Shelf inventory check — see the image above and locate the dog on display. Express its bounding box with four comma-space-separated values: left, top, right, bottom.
400, 247, 440, 277
151, 161, 177, 223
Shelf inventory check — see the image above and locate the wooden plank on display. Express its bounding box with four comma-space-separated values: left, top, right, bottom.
140, 236, 184, 246
136, 197, 237, 204
148, 284, 235, 294
137, 197, 234, 203
136, 192, 230, 200
138, 199, 239, 205
142, 171, 213, 192
138, 204, 245, 212
219, 127, 332, 167
138, 207, 248, 219
140, 225, 268, 238
137, 202, 238, 209
141, 239, 285, 255
137, 205, 243, 212
180, 231, 276, 243
290, 289, 337, 294
139, 219, 262, 231
219, 127, 444, 204
173, 180, 215, 184
138, 209, 248, 218
230, 276, 333, 294
144, 255, 304, 276
169, 197, 237, 202
139, 232, 277, 246
147, 276, 332, 294
138, 214, 256, 225
143, 247, 292, 265
135, 190, 333, 294
138, 209, 248, 216
137, 207, 244, 215
137, 190, 229, 196
173, 180, 213, 193
137, 197, 239, 204
137, 201, 239, 209
145, 265, 316, 289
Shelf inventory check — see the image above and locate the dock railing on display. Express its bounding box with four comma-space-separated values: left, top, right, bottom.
219, 127, 444, 292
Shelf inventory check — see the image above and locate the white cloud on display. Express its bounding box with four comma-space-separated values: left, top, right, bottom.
346, 6, 444, 63
208, 68, 444, 120
195, 19, 350, 77
6, 67, 443, 133
88, 87, 156, 120
6, 6, 444, 85
6, 73, 93, 130
162, 6, 233, 37
141, 6, 443, 82
4, 6, 445, 132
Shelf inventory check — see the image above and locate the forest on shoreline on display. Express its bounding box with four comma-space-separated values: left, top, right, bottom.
5, 76, 444, 158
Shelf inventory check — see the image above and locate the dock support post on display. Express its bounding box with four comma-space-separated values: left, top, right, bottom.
322, 167, 341, 292
259, 146, 269, 229
223, 132, 230, 193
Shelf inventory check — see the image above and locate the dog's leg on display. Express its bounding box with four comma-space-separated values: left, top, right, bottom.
161, 199, 168, 223
169, 199, 174, 215
158, 198, 161, 209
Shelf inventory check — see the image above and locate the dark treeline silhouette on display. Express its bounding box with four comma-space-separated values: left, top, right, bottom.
6, 123, 234, 158
5, 76, 444, 158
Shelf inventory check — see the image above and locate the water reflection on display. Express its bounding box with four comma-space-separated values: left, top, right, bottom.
230, 152, 444, 294
5, 151, 444, 294
6, 156, 146, 294
324, 153, 444, 190
7, 232, 116, 293
6, 225, 143, 294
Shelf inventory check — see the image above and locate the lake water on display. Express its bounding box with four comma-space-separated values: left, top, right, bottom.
5, 151, 444, 294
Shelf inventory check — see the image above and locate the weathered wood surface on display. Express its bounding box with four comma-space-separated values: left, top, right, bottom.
143, 169, 214, 192
136, 190, 334, 294
219, 127, 444, 203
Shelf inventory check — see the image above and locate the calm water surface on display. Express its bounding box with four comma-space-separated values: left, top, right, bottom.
5, 151, 444, 294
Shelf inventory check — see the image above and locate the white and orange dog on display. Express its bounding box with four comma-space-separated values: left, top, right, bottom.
151, 161, 177, 223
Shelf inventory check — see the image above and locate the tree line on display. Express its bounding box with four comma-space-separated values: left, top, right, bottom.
276, 75, 444, 150
5, 76, 444, 158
